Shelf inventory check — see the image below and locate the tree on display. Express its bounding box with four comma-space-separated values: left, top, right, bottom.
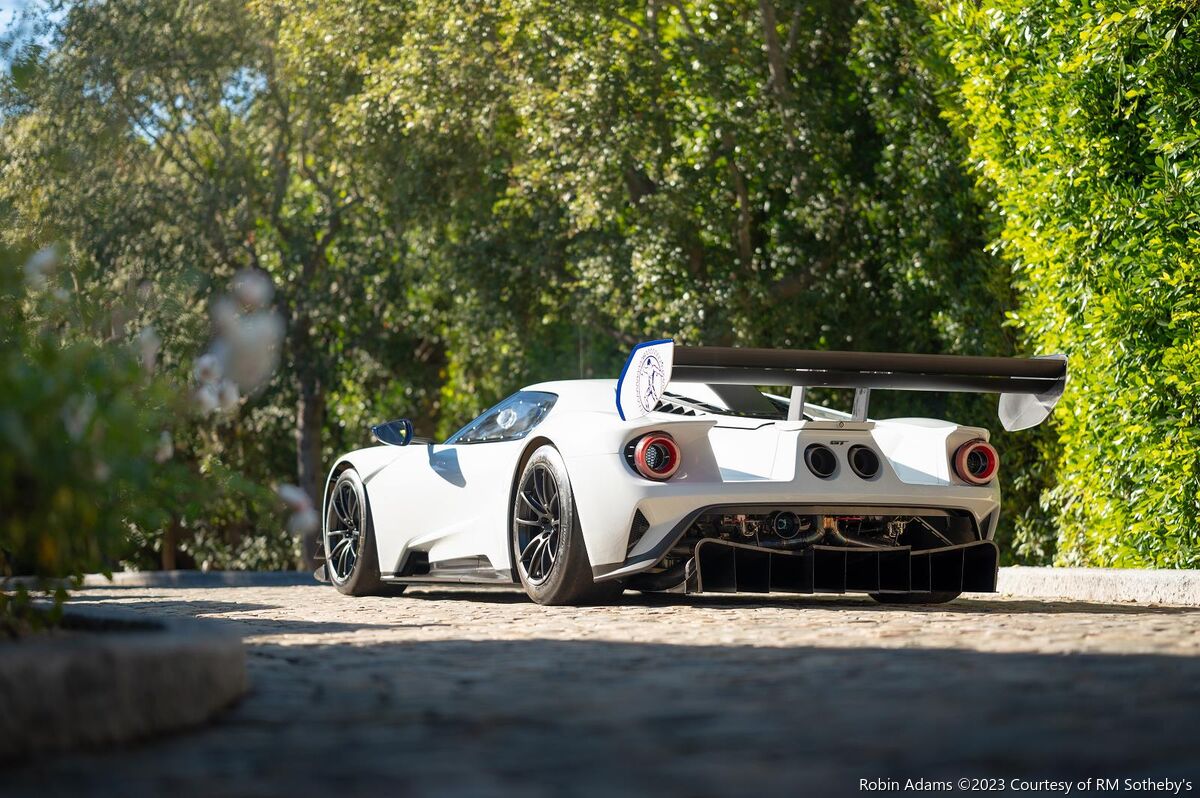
289, 0, 1030, 541
2, 0, 1043, 567
936, 0, 1200, 567
1, 0, 442, 566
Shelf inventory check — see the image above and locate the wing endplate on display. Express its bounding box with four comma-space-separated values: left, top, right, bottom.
615, 339, 674, 420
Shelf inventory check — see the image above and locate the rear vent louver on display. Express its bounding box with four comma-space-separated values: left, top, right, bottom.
627, 510, 651, 554
653, 398, 699, 416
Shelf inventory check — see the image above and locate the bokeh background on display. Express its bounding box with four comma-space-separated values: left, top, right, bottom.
1, 0, 1196, 593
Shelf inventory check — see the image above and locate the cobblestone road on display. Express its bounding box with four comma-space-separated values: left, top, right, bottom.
11, 584, 1200, 797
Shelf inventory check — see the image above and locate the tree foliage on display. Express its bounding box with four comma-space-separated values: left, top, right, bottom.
936, 1, 1200, 567
1, 0, 442, 566
296, 0, 1010, 417
8, 0, 1192, 573
0, 237, 232, 629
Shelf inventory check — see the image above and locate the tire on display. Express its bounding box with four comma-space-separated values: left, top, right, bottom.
324, 468, 402, 596
869, 590, 961, 605
511, 445, 624, 606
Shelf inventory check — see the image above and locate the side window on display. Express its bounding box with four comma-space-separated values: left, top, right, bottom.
445, 391, 558, 444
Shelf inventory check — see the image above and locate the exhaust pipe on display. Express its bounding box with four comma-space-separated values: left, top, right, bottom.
758, 512, 824, 548
819, 515, 893, 549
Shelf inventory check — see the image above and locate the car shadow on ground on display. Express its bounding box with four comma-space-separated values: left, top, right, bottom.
397, 586, 1200, 616
11, 635, 1200, 798
64, 596, 450, 636
68, 583, 1200, 626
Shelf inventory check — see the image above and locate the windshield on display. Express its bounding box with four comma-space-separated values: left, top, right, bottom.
444, 391, 558, 444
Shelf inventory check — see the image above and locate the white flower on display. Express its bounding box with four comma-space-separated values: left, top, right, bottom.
236, 311, 286, 349
136, 326, 161, 373
25, 270, 47, 291
61, 394, 97, 441
154, 430, 174, 463
216, 379, 240, 412
275, 483, 312, 510
231, 269, 274, 310
287, 508, 320, 536
194, 383, 220, 414
211, 296, 239, 336
193, 353, 222, 385
25, 246, 59, 288
225, 311, 284, 392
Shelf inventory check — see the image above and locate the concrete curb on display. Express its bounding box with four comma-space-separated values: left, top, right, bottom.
4, 569, 314, 590
998, 566, 1200, 607
79, 570, 315, 588
0, 604, 247, 759
13, 566, 1200, 605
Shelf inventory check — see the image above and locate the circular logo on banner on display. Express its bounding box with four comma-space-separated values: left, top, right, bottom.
636, 352, 666, 414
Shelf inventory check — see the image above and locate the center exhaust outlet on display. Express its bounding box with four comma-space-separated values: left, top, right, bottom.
847, 445, 880, 479
804, 444, 837, 479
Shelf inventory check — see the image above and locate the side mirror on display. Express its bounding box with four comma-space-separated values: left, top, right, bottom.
371, 418, 414, 447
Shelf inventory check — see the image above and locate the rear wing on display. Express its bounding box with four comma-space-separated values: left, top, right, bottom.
615, 340, 1067, 431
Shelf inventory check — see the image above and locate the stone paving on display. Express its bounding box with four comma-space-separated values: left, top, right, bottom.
10, 583, 1200, 797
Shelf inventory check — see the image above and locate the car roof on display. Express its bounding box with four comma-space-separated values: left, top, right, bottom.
523, 379, 619, 414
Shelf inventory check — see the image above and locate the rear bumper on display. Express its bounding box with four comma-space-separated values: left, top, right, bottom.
571, 448, 1001, 578
688, 539, 999, 596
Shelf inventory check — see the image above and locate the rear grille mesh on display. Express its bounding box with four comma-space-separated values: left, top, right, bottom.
627, 510, 651, 554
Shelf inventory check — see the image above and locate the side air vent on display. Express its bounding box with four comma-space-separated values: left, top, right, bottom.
397, 551, 430, 577
627, 510, 651, 554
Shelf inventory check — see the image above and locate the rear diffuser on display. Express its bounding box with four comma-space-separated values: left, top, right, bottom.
690, 539, 998, 595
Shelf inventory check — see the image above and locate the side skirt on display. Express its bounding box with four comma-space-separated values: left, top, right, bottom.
385, 554, 516, 585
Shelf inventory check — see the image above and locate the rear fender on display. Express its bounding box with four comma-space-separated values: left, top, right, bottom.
560, 416, 719, 573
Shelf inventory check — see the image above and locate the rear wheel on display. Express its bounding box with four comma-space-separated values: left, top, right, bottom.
324, 468, 401, 596
869, 590, 960, 605
512, 446, 623, 606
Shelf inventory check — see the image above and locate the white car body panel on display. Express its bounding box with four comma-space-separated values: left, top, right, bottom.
325, 379, 1002, 583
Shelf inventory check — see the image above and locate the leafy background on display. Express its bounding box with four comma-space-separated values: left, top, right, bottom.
1, 0, 1196, 597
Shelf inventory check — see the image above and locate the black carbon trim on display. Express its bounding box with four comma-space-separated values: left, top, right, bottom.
674, 346, 1064, 379
590, 503, 981, 580
592, 505, 710, 580
669, 347, 1065, 397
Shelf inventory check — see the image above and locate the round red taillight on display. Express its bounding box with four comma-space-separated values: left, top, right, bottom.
633, 433, 681, 481
953, 439, 998, 485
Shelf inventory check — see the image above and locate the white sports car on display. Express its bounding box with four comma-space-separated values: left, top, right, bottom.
319, 341, 1066, 605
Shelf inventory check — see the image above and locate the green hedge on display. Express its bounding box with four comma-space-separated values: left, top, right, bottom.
935, 1, 1200, 567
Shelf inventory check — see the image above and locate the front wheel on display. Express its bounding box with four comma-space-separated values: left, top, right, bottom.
324, 468, 400, 596
512, 445, 623, 606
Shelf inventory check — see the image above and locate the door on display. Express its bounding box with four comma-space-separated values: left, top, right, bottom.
369, 391, 559, 577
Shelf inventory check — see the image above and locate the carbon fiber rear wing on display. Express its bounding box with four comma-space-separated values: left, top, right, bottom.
615, 340, 1067, 431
